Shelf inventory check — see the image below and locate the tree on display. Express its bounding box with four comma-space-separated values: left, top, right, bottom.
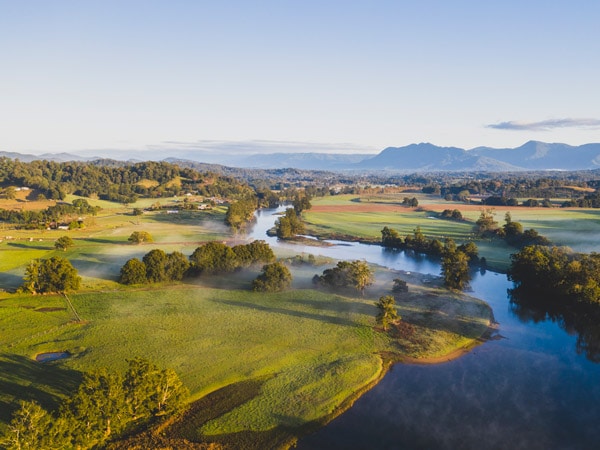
64, 370, 126, 448
350, 260, 374, 296
54, 235, 74, 252
123, 358, 187, 420
21, 257, 80, 294
232, 240, 275, 267
3, 400, 60, 450
375, 295, 400, 331
119, 258, 147, 285
252, 262, 293, 292
164, 251, 190, 281
275, 208, 305, 239
316, 260, 374, 295
441, 245, 471, 290
128, 231, 153, 244
189, 241, 238, 274
474, 208, 498, 236
142, 249, 167, 282
225, 199, 256, 230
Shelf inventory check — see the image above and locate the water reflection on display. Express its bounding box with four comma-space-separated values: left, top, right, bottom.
510, 294, 600, 363
249, 207, 600, 449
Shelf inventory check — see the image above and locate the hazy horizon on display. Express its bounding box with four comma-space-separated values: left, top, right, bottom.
1, 1, 599, 156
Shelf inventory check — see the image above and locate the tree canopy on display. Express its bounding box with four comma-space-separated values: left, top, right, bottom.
3, 359, 188, 450
316, 260, 374, 295
20, 257, 80, 294
54, 235, 74, 251
128, 231, 153, 244
252, 262, 293, 292
375, 295, 400, 331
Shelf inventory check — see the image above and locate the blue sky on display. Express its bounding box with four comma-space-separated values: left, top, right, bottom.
1, 1, 599, 156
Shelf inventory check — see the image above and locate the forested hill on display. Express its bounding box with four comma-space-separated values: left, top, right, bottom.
0, 158, 254, 203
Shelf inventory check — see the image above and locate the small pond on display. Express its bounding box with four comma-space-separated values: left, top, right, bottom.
35, 351, 71, 363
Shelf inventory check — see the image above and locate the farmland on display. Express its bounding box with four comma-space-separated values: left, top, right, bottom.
0, 192, 494, 448
303, 193, 600, 271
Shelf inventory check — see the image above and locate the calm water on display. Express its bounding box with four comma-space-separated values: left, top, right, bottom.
250, 208, 600, 450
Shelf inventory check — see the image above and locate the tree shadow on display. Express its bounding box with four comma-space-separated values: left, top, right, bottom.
210, 298, 359, 328
6, 242, 54, 250
83, 237, 127, 245
0, 271, 25, 291
0, 353, 82, 423
290, 296, 375, 318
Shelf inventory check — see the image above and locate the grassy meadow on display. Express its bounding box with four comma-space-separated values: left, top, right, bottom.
0, 194, 494, 448
0, 268, 492, 448
303, 193, 600, 271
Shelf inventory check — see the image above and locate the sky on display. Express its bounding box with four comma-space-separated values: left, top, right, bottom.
1, 0, 599, 158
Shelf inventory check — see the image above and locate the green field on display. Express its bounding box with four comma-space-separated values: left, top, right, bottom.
0, 267, 492, 447
303, 194, 600, 271
0, 194, 494, 447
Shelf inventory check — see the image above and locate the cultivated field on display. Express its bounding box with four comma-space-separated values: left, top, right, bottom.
303, 194, 600, 271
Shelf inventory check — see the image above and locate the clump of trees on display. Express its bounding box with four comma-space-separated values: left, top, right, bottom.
314, 260, 374, 295
509, 245, 600, 305
402, 197, 419, 207
440, 209, 463, 220
119, 241, 275, 284
474, 208, 499, 236
128, 231, 153, 244
225, 198, 257, 230
382, 226, 478, 262
375, 295, 400, 331
275, 208, 305, 239
497, 212, 550, 248
441, 239, 472, 290
20, 257, 80, 294
0, 199, 100, 230
2, 358, 188, 450
252, 262, 293, 292
120, 250, 190, 284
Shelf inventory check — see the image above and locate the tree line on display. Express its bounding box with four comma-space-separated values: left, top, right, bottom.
0, 158, 255, 204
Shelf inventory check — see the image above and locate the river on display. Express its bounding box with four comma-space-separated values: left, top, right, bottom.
248, 207, 600, 449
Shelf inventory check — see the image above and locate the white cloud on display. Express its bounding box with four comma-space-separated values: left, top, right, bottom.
486, 118, 600, 131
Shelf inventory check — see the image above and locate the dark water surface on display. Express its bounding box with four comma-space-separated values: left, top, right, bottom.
250, 208, 600, 450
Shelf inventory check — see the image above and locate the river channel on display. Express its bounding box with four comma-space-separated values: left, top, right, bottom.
248, 207, 600, 450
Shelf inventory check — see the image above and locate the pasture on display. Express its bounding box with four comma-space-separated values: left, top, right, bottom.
303, 194, 600, 271
0, 261, 492, 448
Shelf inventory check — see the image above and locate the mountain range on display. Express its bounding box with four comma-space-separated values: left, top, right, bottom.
2, 141, 600, 172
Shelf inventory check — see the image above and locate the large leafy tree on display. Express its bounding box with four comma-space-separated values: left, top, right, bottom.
119, 258, 147, 285
441, 240, 471, 290
128, 231, 153, 245
252, 262, 292, 292
164, 251, 190, 281
275, 208, 305, 239
142, 249, 167, 282
189, 241, 238, 274
54, 235, 74, 252
3, 359, 188, 450
375, 295, 400, 331
232, 240, 275, 267
316, 260, 374, 295
21, 257, 80, 294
